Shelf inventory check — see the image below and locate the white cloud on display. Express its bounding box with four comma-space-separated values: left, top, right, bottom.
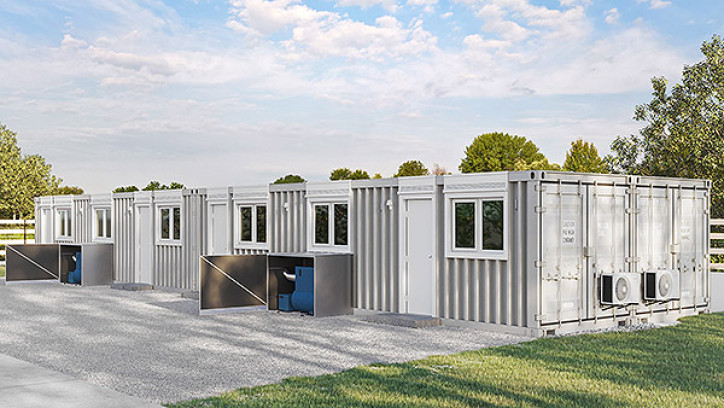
605, 8, 620, 24
637, 0, 672, 9
440, 11, 453, 18
336, 0, 399, 13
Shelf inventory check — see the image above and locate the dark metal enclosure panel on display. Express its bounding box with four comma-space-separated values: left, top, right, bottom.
200, 255, 268, 311
5, 244, 60, 281
59, 245, 82, 284
81, 244, 114, 286
314, 254, 353, 317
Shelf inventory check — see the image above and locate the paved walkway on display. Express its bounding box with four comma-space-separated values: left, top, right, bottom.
0, 353, 161, 408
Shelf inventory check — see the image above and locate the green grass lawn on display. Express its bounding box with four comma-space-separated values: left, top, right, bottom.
167, 313, 724, 408
0, 265, 4, 278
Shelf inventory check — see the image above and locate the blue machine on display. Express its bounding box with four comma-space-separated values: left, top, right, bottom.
67, 252, 82, 284
278, 293, 294, 312
290, 266, 314, 314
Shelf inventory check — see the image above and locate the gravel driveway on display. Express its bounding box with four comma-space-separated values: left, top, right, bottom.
0, 283, 528, 404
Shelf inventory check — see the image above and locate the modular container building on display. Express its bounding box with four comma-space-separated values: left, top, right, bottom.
33, 171, 711, 336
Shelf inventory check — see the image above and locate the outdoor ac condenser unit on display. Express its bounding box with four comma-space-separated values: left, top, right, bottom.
600, 273, 641, 305
643, 269, 680, 301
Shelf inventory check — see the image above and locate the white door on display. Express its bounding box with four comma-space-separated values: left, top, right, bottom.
402, 199, 435, 315
209, 204, 228, 255
135, 206, 153, 284
41, 209, 52, 243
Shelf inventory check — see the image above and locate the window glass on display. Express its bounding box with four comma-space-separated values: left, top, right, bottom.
240, 206, 252, 242
334, 203, 348, 246
256, 205, 266, 243
105, 209, 112, 238
482, 200, 504, 250
315, 205, 329, 244
58, 210, 70, 237
454, 202, 475, 248
173, 207, 181, 240
67, 211, 72, 237
96, 210, 104, 238
161, 208, 170, 239
59, 211, 65, 236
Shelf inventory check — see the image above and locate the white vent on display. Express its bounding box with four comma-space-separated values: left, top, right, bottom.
643, 270, 680, 301
600, 273, 641, 305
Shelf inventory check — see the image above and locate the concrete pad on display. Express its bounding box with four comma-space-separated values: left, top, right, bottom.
362, 313, 442, 328
0, 354, 162, 408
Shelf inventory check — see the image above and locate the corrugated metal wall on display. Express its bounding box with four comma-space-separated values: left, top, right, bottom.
270, 184, 306, 253
113, 194, 135, 283
352, 181, 400, 312
72, 196, 92, 244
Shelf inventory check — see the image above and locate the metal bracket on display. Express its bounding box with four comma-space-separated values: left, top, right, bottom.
535, 314, 547, 321
670, 244, 680, 254
535, 261, 546, 268
535, 206, 547, 213
583, 246, 593, 257
534, 185, 547, 192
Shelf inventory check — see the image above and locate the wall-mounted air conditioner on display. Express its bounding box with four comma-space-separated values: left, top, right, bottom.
600, 273, 641, 305
643, 270, 680, 301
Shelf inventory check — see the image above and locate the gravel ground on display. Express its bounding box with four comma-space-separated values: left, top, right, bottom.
0, 283, 528, 404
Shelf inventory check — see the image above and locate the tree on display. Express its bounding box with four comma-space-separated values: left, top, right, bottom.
0, 122, 59, 219
563, 139, 608, 173
459, 132, 557, 173
373, 173, 383, 179
606, 35, 724, 216
330, 168, 371, 180
431, 163, 450, 175
142, 181, 184, 191
394, 160, 429, 177
273, 174, 306, 184
56, 186, 84, 195
113, 186, 139, 193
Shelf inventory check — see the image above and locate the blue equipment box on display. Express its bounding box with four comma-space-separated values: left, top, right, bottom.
278, 293, 294, 312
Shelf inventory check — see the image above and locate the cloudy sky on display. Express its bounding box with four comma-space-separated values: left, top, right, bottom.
0, 0, 721, 192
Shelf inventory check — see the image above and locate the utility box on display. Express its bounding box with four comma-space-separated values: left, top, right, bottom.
6, 243, 113, 286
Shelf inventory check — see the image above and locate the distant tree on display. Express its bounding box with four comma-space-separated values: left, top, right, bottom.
373, 173, 383, 179
56, 186, 84, 195
350, 169, 371, 180
273, 174, 306, 184
606, 35, 724, 216
394, 160, 429, 177
113, 186, 139, 193
0, 122, 60, 219
562, 139, 608, 173
141, 181, 184, 191
431, 163, 450, 175
330, 168, 352, 180
459, 132, 557, 173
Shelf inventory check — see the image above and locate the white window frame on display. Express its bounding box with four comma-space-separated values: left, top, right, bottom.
234, 202, 269, 250
445, 193, 507, 260
55, 208, 72, 240
157, 205, 182, 245
307, 200, 350, 253
93, 207, 112, 241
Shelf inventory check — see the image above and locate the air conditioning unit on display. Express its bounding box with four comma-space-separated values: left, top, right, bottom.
643, 270, 680, 301
600, 273, 641, 305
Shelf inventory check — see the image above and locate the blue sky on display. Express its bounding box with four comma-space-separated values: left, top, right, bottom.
0, 0, 722, 192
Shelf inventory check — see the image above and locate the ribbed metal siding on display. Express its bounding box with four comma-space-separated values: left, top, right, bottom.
113, 195, 135, 282
270, 187, 306, 253
440, 181, 528, 327
233, 248, 269, 255
72, 197, 92, 244
352, 185, 399, 312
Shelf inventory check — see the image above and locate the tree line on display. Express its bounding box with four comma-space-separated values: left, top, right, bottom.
2, 35, 722, 218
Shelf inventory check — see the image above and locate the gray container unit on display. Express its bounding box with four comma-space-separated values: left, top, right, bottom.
230, 185, 270, 256
33, 195, 91, 245
7, 243, 113, 286
199, 252, 353, 317
113, 192, 136, 283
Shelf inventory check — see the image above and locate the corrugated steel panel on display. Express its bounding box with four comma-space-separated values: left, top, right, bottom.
73, 196, 92, 244
352, 180, 399, 312
113, 194, 135, 283
269, 184, 306, 253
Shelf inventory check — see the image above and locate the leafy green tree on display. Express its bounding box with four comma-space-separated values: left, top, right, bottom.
141, 181, 184, 191
56, 186, 84, 195
606, 35, 724, 216
373, 173, 383, 179
0, 122, 59, 218
113, 186, 139, 193
394, 160, 429, 177
563, 139, 608, 173
459, 132, 556, 173
330, 168, 371, 180
273, 174, 306, 184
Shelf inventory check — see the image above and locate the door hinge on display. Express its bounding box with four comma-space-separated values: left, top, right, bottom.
535, 261, 546, 268
534, 185, 547, 192
535, 314, 547, 322
535, 206, 547, 213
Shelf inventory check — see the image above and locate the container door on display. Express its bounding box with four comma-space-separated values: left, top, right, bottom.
402, 198, 435, 315
209, 203, 228, 255
135, 205, 153, 284
590, 185, 629, 316
41, 209, 53, 244
540, 183, 585, 323
676, 189, 707, 306
637, 186, 672, 272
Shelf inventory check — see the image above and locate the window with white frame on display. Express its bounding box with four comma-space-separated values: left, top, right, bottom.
449, 198, 506, 258
56, 208, 71, 238
238, 204, 267, 245
312, 202, 348, 248
159, 206, 181, 242
94, 208, 112, 239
